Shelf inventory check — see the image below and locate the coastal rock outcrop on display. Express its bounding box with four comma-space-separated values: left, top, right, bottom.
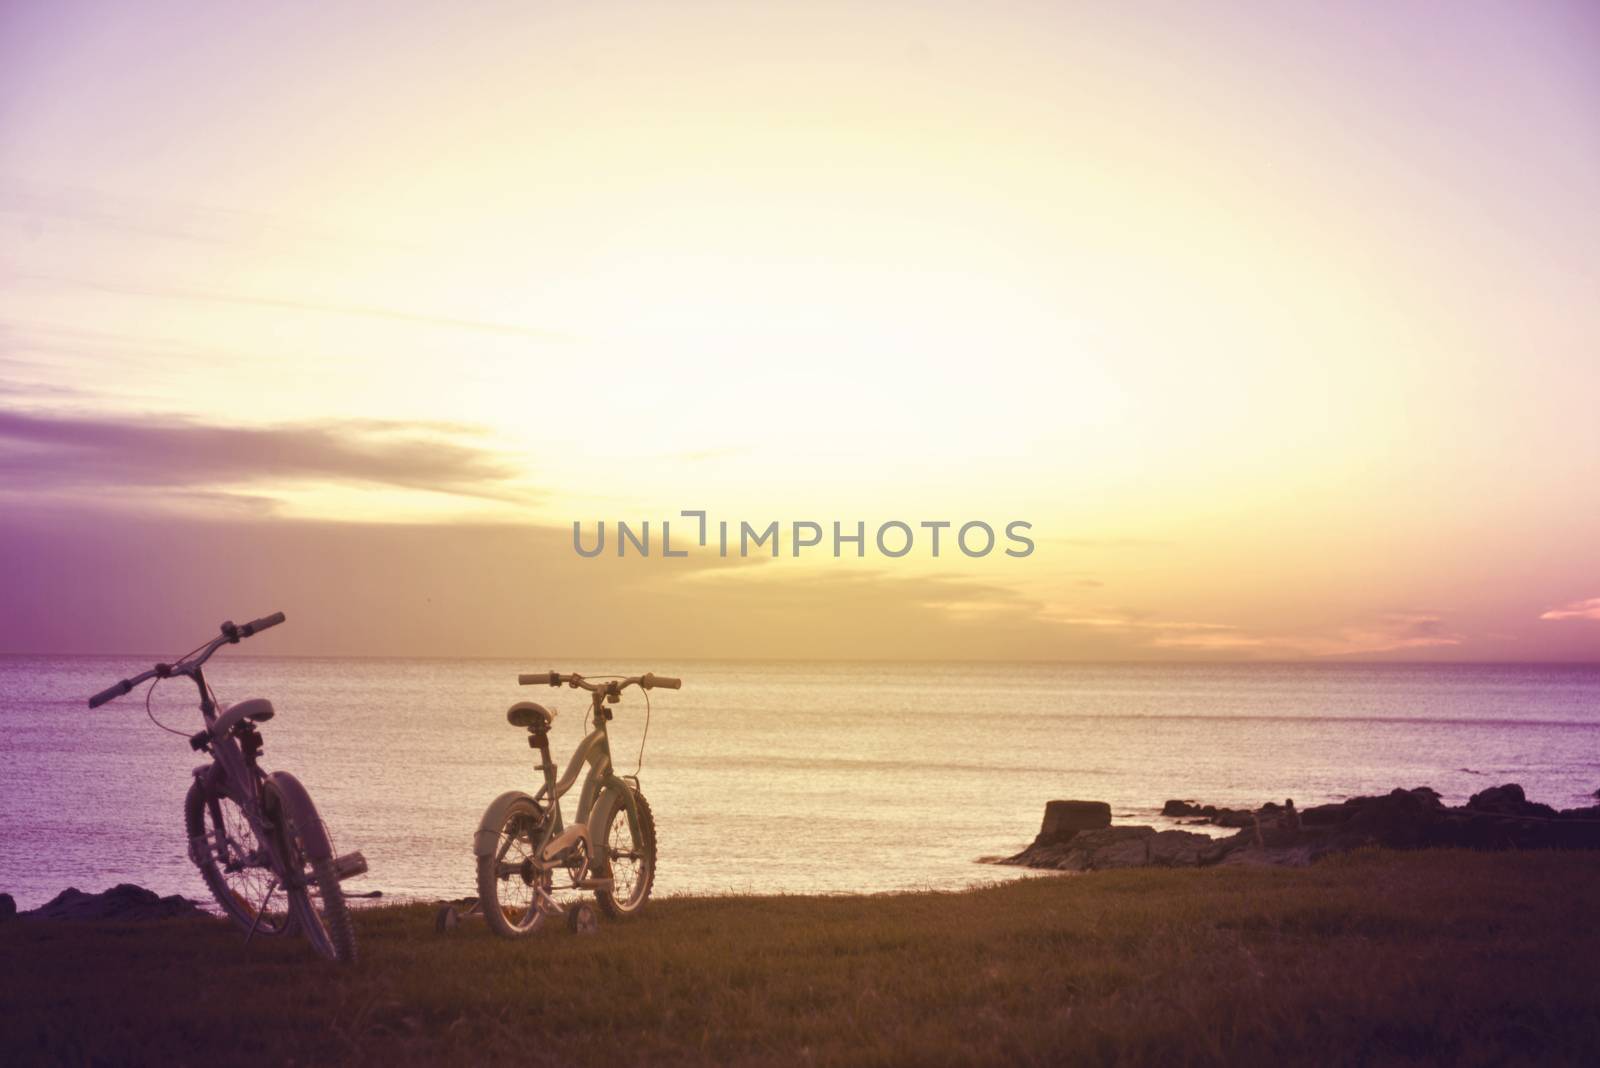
22, 884, 208, 922
1034, 800, 1111, 844
0, 892, 15, 922
1274, 785, 1600, 853
1465, 783, 1558, 819
1005, 824, 1216, 871
1161, 799, 1282, 828
1002, 784, 1600, 872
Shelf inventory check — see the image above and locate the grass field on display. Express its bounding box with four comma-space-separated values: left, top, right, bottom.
3, 850, 1597, 1066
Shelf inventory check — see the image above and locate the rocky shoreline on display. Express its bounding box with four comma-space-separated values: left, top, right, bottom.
0, 884, 208, 923
999, 784, 1600, 871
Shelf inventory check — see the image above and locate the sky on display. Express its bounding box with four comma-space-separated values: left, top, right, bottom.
2, 1, 1598, 660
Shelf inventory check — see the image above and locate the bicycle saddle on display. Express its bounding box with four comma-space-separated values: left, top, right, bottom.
507, 701, 556, 729
211, 697, 275, 737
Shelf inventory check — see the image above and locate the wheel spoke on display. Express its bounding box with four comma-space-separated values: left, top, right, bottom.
202, 795, 291, 934
484, 807, 550, 931
599, 801, 651, 912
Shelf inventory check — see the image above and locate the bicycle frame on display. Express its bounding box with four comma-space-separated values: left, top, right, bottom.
179, 664, 290, 888
531, 710, 626, 868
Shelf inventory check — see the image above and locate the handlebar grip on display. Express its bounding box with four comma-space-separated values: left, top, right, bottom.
238, 611, 286, 638
518, 672, 562, 686
643, 674, 682, 690
88, 680, 132, 709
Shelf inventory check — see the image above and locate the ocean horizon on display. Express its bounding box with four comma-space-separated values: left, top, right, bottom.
3, 656, 1597, 911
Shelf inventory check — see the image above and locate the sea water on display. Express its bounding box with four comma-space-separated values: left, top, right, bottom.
1, 657, 1596, 909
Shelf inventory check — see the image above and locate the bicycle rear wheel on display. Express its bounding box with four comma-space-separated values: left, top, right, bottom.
184, 780, 294, 936
477, 797, 552, 938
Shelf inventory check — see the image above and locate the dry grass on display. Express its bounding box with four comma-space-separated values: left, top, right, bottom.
3, 850, 1597, 1066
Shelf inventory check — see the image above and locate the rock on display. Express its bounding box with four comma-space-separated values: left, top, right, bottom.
1467, 783, 1558, 819
1342, 787, 1449, 847
1161, 799, 1284, 828
0, 893, 14, 922
1005, 825, 1148, 870
1147, 829, 1214, 867
1034, 800, 1111, 845
1299, 803, 1350, 826
1004, 825, 1216, 871
1208, 808, 1259, 828
1091, 832, 1155, 870
1189, 784, 1600, 858
1474, 783, 1527, 806
23, 884, 207, 922
1005, 783, 1600, 874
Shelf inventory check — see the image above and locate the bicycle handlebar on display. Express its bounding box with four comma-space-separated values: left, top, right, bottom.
87, 612, 287, 709
89, 674, 150, 709
237, 612, 286, 639
518, 671, 682, 693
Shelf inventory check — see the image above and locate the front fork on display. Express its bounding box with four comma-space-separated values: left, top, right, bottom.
186, 762, 283, 884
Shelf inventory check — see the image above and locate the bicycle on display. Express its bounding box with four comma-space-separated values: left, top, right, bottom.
445, 670, 678, 938
87, 613, 366, 963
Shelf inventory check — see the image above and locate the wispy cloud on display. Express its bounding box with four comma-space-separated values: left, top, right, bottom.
1540, 597, 1600, 623
0, 409, 529, 502
1041, 606, 1462, 657
1049, 613, 1235, 632
1155, 615, 1462, 657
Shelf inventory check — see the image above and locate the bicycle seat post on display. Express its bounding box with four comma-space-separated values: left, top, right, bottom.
528, 724, 557, 787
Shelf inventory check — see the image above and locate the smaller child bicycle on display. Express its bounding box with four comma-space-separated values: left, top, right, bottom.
440, 670, 678, 938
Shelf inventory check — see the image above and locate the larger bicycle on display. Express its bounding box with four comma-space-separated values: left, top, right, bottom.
88, 613, 366, 963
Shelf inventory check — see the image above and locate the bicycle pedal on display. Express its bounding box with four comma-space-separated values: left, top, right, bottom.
331, 851, 368, 881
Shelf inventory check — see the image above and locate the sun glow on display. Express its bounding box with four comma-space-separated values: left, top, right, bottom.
4, 1, 1598, 659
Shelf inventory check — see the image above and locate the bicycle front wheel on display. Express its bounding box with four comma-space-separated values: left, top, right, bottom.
267, 779, 357, 964
184, 780, 294, 936
596, 787, 656, 919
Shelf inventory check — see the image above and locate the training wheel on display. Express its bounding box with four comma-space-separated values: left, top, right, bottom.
566, 902, 599, 936
435, 905, 461, 934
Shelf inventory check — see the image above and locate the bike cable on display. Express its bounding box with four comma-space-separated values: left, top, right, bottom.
143, 673, 188, 738
633, 686, 651, 777
143, 634, 214, 739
